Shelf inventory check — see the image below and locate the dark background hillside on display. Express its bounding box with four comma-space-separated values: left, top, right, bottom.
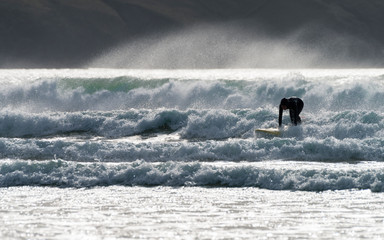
1, 0, 384, 68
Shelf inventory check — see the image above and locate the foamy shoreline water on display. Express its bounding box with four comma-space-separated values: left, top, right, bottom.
1, 186, 384, 240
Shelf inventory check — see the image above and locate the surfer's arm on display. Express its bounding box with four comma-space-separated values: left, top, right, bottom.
278, 105, 283, 127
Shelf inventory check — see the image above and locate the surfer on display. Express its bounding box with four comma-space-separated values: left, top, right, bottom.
279, 97, 304, 127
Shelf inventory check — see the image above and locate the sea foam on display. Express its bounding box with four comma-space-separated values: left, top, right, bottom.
1, 69, 384, 191
1, 160, 384, 192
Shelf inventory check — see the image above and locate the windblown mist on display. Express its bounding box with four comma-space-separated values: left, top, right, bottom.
87, 23, 376, 69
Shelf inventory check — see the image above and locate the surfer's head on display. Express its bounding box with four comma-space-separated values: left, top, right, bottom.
280, 98, 288, 110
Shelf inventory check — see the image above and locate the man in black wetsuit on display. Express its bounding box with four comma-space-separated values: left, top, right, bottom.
278, 97, 304, 127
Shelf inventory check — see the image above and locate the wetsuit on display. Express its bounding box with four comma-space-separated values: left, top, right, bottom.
278, 97, 304, 127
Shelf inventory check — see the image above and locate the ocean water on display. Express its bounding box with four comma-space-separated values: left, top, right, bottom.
1, 68, 384, 239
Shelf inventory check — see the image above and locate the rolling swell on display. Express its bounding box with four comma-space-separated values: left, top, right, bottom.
0, 110, 189, 138
0, 133, 383, 162
1, 108, 383, 139
2, 160, 384, 192
0, 70, 384, 112
1, 70, 384, 112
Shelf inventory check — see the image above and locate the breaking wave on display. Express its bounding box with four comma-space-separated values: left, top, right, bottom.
2, 160, 384, 192
1, 69, 384, 190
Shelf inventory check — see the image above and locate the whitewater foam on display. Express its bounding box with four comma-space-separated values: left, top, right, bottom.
1, 69, 384, 191
2, 160, 384, 192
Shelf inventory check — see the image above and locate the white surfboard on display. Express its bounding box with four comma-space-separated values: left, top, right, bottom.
254, 126, 288, 138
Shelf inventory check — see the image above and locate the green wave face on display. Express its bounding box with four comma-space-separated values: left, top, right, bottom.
59, 76, 171, 94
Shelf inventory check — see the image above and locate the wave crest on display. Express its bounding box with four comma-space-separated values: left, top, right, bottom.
2, 160, 384, 192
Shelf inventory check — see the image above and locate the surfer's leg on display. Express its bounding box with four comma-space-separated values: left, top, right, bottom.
289, 109, 295, 124
297, 100, 303, 124
297, 116, 302, 124
297, 100, 304, 115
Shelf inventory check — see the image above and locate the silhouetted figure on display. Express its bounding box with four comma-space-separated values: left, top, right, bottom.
279, 97, 304, 127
